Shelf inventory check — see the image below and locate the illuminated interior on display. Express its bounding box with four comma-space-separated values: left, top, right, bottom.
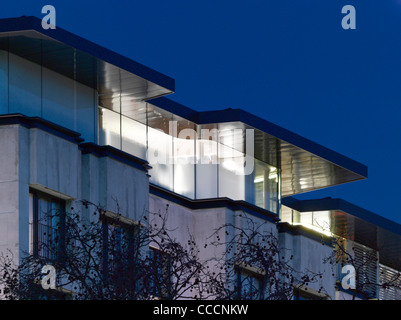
98, 103, 280, 213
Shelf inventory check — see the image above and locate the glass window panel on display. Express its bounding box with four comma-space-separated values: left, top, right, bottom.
218, 127, 245, 201
121, 115, 147, 159
9, 53, 41, 117
76, 82, 96, 143
29, 191, 65, 261
0, 50, 8, 114
312, 211, 331, 231
236, 268, 264, 300
219, 158, 246, 201
99, 107, 121, 149
196, 125, 218, 199
300, 212, 313, 226
42, 67, 75, 130
148, 125, 173, 192
98, 95, 121, 113
173, 118, 195, 199
120, 98, 147, 125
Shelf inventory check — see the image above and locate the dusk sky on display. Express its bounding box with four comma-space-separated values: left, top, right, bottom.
3, 1, 401, 223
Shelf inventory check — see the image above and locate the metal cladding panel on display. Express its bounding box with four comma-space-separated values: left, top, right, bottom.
282, 198, 401, 271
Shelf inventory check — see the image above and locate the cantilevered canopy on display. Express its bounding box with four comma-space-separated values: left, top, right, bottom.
0, 16, 174, 104
282, 197, 401, 270
148, 97, 367, 196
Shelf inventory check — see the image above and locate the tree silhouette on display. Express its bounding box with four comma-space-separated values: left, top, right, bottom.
0, 203, 332, 300
207, 213, 326, 300
0, 201, 215, 300
325, 234, 401, 300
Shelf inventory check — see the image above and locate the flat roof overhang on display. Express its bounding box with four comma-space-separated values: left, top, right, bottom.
0, 16, 174, 104
282, 197, 401, 270
148, 97, 368, 196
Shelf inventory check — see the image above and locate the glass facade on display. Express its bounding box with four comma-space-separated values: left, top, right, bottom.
281, 208, 332, 235
0, 50, 97, 143
98, 102, 281, 213
0, 43, 280, 214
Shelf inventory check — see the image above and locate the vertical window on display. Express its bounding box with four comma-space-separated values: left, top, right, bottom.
29, 190, 66, 261
147, 105, 174, 192
99, 107, 121, 149
100, 213, 140, 284
235, 266, 265, 300
149, 247, 172, 299
173, 117, 196, 199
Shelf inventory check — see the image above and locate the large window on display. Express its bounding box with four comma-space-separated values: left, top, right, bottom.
98, 104, 281, 213
29, 190, 66, 261
2, 51, 97, 143
100, 213, 139, 278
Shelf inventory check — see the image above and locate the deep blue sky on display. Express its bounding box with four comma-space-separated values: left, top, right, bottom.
3, 1, 401, 223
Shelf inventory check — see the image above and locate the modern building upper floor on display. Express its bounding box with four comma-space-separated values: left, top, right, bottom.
0, 16, 368, 219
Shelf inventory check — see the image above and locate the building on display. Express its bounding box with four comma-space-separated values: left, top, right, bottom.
0, 16, 399, 300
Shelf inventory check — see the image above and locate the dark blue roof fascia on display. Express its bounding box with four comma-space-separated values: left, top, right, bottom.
147, 96, 198, 121
148, 97, 368, 179
282, 197, 401, 238
0, 16, 175, 92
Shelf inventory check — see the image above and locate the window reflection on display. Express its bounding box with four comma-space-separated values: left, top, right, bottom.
98, 104, 281, 213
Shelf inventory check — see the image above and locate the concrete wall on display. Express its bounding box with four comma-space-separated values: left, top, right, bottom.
0, 125, 29, 264
30, 128, 81, 199
279, 231, 337, 299
148, 194, 278, 298
83, 154, 149, 222
0, 123, 150, 267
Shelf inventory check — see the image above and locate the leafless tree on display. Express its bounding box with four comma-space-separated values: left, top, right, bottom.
207, 213, 326, 300
325, 234, 401, 300
0, 202, 215, 300
0, 204, 334, 300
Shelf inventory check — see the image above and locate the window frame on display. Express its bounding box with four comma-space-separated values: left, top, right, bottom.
99, 211, 142, 281
235, 264, 266, 300
29, 189, 66, 262
148, 246, 172, 300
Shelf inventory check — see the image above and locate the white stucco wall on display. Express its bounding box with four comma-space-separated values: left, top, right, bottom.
0, 122, 150, 267
149, 194, 278, 298
0, 125, 30, 263
279, 230, 337, 299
